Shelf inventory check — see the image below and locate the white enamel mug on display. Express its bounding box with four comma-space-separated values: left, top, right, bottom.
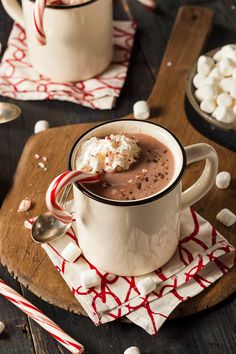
1, 0, 113, 82
46, 120, 218, 276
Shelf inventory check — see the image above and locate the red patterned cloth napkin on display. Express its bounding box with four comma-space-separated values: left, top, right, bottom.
0, 21, 136, 109
25, 203, 235, 334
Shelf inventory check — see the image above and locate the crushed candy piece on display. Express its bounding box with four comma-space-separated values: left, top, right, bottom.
17, 199, 32, 213
34, 153, 40, 160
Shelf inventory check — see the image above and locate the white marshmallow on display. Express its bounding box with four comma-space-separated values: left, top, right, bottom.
197, 61, 213, 77
233, 104, 236, 114
219, 77, 235, 92
193, 74, 205, 89
0, 321, 5, 334
124, 347, 140, 354
61, 242, 82, 263
80, 269, 100, 289
229, 81, 236, 98
209, 67, 223, 80
34, 120, 49, 134
193, 75, 216, 89
133, 100, 150, 120
215, 171, 231, 189
218, 58, 235, 76
212, 106, 235, 123
216, 208, 236, 227
216, 93, 232, 107
195, 84, 218, 102
137, 278, 156, 296
200, 99, 216, 114
232, 68, 236, 80
221, 44, 236, 62
213, 50, 223, 62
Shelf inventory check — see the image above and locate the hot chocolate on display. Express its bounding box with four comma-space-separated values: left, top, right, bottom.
77, 133, 174, 201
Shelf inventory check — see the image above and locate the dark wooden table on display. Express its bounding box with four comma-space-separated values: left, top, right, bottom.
0, 1, 235, 353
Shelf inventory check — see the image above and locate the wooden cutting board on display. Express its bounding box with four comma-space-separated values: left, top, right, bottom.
0, 6, 235, 319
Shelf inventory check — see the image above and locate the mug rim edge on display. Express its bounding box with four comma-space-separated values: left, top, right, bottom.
68, 119, 187, 206
28, 0, 98, 10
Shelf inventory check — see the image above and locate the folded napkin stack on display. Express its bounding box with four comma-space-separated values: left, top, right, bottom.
26, 203, 235, 334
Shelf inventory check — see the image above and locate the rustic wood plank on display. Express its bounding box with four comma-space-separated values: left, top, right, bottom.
0, 266, 35, 354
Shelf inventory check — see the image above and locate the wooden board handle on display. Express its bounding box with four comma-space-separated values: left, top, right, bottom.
148, 5, 214, 111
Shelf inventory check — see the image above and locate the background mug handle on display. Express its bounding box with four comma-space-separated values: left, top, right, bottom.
181, 143, 218, 210
46, 170, 101, 224
1, 0, 25, 28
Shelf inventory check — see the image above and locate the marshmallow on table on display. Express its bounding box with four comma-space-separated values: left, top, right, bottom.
133, 100, 150, 120
61, 242, 82, 263
124, 347, 140, 354
0, 321, 5, 334
34, 120, 49, 134
80, 269, 100, 289
216, 208, 236, 227
212, 106, 235, 123
136, 278, 156, 296
200, 99, 216, 114
215, 171, 231, 189
216, 93, 232, 108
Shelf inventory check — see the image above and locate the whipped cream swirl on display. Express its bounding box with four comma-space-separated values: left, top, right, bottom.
76, 134, 140, 173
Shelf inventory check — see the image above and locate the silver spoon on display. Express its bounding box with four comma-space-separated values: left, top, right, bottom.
31, 185, 72, 244
0, 102, 21, 124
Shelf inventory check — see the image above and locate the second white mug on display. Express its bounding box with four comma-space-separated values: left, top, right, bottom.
2, 0, 114, 82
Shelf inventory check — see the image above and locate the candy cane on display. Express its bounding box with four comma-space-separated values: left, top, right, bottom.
46, 171, 101, 223
0, 279, 84, 354
34, 0, 47, 45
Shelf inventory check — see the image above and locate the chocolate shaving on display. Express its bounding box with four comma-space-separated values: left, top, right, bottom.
136, 182, 142, 190
158, 173, 165, 179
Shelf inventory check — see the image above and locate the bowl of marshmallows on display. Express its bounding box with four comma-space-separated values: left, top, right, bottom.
186, 44, 236, 131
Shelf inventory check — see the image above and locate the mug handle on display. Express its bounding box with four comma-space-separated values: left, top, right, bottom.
1, 0, 25, 28
181, 143, 218, 210
45, 170, 101, 224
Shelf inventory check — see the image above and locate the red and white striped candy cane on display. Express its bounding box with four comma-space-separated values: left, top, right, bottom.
46, 170, 101, 223
0, 279, 84, 354
34, 0, 47, 45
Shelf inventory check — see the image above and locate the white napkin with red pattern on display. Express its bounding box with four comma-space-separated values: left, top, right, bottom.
25, 202, 235, 334
0, 21, 136, 109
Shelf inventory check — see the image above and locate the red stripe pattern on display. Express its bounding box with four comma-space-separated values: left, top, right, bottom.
25, 206, 236, 335
0, 21, 136, 109
0, 279, 84, 353
46, 170, 100, 223
34, 0, 47, 45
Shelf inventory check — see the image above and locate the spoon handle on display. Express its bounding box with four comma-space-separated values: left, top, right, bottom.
0, 278, 84, 353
